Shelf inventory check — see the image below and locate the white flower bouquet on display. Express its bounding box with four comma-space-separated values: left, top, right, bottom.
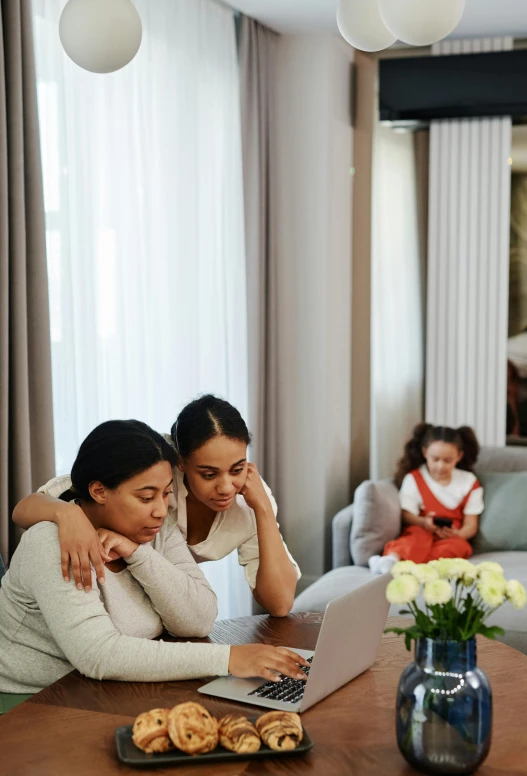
385, 558, 527, 649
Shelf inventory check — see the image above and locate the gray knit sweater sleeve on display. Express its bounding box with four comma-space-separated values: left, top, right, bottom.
124, 524, 218, 637
20, 524, 230, 682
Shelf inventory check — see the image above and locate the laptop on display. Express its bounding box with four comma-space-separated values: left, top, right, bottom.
198, 573, 390, 713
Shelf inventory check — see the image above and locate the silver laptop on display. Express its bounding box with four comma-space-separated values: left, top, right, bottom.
198, 573, 390, 713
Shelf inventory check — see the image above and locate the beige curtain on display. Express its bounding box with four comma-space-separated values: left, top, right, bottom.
0, 0, 55, 562
239, 15, 278, 484
509, 174, 527, 337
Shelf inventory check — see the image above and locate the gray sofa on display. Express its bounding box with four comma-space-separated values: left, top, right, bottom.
293, 446, 527, 654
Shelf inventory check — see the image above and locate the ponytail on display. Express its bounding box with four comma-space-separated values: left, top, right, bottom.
59, 489, 78, 503
456, 426, 480, 472
394, 423, 433, 488
394, 423, 480, 488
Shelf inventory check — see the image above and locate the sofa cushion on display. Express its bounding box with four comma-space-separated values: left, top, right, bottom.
475, 445, 527, 473
292, 566, 374, 613
472, 472, 527, 554
332, 504, 354, 568
350, 479, 401, 566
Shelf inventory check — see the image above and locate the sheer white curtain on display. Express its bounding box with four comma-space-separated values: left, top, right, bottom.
31, 0, 251, 619
370, 124, 425, 480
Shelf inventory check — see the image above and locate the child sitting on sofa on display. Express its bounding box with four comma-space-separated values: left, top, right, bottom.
369, 423, 484, 575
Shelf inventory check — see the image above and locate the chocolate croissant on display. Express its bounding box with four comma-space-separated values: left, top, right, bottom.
218, 714, 261, 753
255, 710, 303, 751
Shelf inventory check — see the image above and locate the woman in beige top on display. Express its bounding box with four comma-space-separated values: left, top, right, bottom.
1, 419, 307, 701
14, 395, 301, 616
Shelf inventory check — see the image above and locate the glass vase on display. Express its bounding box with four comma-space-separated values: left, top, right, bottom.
396, 637, 492, 775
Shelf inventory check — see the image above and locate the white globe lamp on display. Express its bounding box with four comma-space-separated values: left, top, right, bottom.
379, 0, 466, 47
59, 0, 142, 74
337, 0, 397, 53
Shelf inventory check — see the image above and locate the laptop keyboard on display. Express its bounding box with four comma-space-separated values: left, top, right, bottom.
248, 657, 313, 704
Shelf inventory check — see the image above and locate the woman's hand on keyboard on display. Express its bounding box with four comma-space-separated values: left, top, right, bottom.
228, 645, 309, 682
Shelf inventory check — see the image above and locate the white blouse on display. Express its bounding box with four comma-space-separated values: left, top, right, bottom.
399, 465, 484, 517
38, 468, 301, 591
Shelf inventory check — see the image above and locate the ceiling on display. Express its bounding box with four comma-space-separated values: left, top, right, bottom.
226, 0, 527, 39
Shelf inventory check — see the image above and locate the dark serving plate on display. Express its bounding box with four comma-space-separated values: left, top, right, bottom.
115, 717, 313, 768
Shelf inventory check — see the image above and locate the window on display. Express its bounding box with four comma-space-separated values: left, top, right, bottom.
32, 0, 250, 618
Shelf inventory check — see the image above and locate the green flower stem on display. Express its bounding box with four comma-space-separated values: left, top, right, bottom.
467, 605, 500, 639
463, 591, 487, 638
460, 586, 480, 638
454, 579, 463, 610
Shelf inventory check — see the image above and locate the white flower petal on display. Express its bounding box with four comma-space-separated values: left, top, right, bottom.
478, 581, 505, 608
423, 579, 453, 606
391, 560, 417, 578
386, 574, 421, 605
506, 580, 527, 610
476, 561, 504, 577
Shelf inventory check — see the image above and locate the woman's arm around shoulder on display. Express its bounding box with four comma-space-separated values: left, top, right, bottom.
13, 483, 109, 591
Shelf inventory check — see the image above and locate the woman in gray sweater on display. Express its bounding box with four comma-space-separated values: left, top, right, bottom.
0, 420, 307, 711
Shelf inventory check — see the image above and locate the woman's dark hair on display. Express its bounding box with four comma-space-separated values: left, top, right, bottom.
171, 394, 251, 460
394, 423, 480, 489
59, 419, 177, 502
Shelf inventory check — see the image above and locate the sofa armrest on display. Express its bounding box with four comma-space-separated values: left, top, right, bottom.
332, 504, 354, 568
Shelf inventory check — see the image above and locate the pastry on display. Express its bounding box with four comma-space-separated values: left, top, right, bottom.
167, 701, 219, 755
218, 714, 261, 753
132, 708, 174, 753
255, 710, 303, 751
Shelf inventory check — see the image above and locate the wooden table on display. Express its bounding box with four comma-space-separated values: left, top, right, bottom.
1, 614, 526, 775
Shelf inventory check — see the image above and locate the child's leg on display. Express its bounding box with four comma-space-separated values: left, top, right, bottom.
383, 526, 434, 564
428, 537, 473, 561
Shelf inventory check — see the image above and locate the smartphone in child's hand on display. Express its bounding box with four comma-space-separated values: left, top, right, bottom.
433, 517, 453, 528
